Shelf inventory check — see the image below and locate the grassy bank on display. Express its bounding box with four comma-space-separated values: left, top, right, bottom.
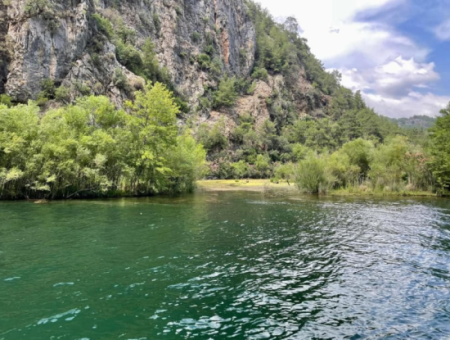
197, 179, 294, 192
330, 188, 437, 197
197, 180, 438, 197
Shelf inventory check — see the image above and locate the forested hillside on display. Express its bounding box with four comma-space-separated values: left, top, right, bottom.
0, 0, 449, 198
392, 116, 436, 130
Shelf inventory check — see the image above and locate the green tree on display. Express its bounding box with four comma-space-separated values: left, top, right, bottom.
295, 154, 327, 194
429, 103, 450, 190
213, 77, 238, 108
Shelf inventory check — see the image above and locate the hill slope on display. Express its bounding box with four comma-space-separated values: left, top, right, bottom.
0, 0, 412, 178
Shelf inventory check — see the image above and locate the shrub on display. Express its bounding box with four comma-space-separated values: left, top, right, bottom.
92, 14, 114, 38
191, 32, 201, 43
252, 67, 268, 81
115, 41, 143, 73
197, 53, 211, 70
75, 81, 91, 96
41, 78, 56, 98
24, 0, 53, 17
55, 86, 71, 103
112, 68, 128, 90
296, 155, 327, 194
204, 44, 215, 56
0, 94, 13, 107
153, 13, 161, 33
199, 97, 212, 110
213, 77, 238, 109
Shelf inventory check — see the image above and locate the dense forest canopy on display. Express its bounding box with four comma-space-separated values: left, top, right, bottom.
0, 84, 206, 199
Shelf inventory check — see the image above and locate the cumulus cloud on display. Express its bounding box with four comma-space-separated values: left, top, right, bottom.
337, 57, 445, 117
339, 57, 439, 96
256, 0, 423, 66
434, 19, 450, 41
363, 91, 450, 118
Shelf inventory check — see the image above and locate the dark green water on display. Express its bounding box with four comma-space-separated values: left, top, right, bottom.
1, 192, 450, 340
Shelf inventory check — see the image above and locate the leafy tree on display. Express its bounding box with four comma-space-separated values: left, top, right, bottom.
295, 155, 326, 194
0, 83, 205, 199
232, 160, 249, 179
429, 103, 450, 190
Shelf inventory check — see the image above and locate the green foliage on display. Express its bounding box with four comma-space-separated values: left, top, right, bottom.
255, 154, 270, 177
197, 119, 228, 151
199, 97, 212, 110
197, 53, 211, 70
232, 160, 249, 179
290, 136, 433, 194
213, 77, 238, 109
153, 13, 161, 33
295, 155, 326, 194
55, 86, 71, 103
41, 79, 56, 98
35, 78, 56, 106
394, 115, 436, 130
246, 1, 339, 95
273, 162, 295, 183
429, 103, 450, 190
24, 0, 53, 16
0, 94, 12, 107
93, 13, 114, 38
191, 32, 201, 43
0, 83, 206, 199
113, 68, 129, 90
115, 41, 143, 73
24, 0, 58, 32
251, 67, 268, 81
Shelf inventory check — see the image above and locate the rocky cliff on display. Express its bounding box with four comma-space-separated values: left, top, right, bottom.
0, 0, 328, 124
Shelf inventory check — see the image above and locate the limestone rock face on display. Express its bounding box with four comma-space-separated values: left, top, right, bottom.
5, 0, 93, 101
0, 0, 326, 124
1, 0, 255, 105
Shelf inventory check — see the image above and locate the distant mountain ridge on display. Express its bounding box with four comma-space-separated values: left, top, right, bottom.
391, 115, 436, 130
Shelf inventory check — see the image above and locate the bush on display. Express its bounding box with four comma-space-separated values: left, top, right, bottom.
24, 0, 53, 17
93, 14, 114, 38
197, 53, 211, 70
112, 68, 128, 90
55, 86, 71, 103
296, 155, 327, 194
191, 32, 201, 43
213, 77, 238, 109
252, 67, 268, 81
115, 41, 143, 73
41, 78, 56, 98
153, 13, 161, 33
0, 94, 13, 107
199, 97, 212, 110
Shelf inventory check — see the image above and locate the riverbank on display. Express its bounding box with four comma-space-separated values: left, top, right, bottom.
197, 180, 439, 197
196, 179, 295, 192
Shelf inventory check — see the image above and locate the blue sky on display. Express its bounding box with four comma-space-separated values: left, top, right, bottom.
256, 0, 450, 118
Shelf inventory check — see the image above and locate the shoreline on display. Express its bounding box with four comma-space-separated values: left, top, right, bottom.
197, 180, 440, 197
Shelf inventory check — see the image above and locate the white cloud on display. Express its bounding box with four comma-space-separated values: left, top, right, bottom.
338, 57, 444, 118
339, 57, 440, 96
255, 0, 422, 65
434, 19, 450, 41
363, 91, 450, 118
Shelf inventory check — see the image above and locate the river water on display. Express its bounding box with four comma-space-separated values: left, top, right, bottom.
1, 192, 450, 339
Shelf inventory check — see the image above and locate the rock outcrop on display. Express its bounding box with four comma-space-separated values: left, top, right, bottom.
0, 0, 326, 126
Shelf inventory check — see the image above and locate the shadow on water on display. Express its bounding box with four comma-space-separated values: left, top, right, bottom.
0, 192, 450, 339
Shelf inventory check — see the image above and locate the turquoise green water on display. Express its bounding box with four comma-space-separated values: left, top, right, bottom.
1, 192, 450, 339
